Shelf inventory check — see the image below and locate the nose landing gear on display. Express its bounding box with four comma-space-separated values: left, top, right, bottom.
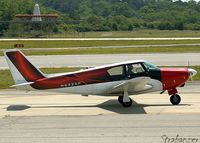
170, 94, 181, 105
168, 88, 181, 105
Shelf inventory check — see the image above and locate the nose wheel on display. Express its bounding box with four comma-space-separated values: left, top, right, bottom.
170, 94, 181, 105
118, 96, 133, 107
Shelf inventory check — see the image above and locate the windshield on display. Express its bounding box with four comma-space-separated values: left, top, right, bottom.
143, 62, 158, 71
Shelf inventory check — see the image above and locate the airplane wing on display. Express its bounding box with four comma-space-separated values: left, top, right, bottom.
107, 77, 153, 94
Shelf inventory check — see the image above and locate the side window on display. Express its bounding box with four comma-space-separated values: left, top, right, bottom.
126, 63, 145, 75
108, 66, 123, 76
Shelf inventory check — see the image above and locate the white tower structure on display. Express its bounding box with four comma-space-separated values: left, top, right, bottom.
32, 3, 42, 21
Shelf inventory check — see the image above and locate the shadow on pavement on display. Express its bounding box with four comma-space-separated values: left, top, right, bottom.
6, 100, 190, 114
7, 105, 31, 111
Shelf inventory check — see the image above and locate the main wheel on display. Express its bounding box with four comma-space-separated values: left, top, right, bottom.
170, 94, 181, 105
118, 96, 123, 104
118, 96, 133, 107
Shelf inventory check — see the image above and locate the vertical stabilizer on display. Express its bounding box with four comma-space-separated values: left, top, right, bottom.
4, 49, 45, 84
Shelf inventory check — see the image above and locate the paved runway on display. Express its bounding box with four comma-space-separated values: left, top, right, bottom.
0, 81, 199, 118
0, 92, 200, 117
0, 115, 200, 143
0, 82, 199, 143
1, 53, 200, 69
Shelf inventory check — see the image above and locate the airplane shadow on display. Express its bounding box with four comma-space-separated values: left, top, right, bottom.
6, 100, 191, 114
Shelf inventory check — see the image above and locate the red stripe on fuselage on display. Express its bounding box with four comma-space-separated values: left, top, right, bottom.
32, 68, 111, 89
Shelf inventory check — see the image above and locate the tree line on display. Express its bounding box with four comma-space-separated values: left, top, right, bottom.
1, 0, 200, 35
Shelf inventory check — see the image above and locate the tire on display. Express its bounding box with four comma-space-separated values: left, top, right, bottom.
118, 96, 133, 107
170, 94, 181, 105
118, 96, 123, 104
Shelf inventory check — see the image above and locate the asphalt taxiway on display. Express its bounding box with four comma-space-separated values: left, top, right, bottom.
0, 82, 199, 117
0, 82, 199, 143
1, 53, 200, 69
0, 115, 200, 143
0, 91, 200, 117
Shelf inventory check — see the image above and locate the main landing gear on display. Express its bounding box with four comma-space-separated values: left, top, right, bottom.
118, 96, 133, 107
168, 88, 181, 105
118, 87, 132, 107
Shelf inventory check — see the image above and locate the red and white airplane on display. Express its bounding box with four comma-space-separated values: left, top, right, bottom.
4, 49, 197, 107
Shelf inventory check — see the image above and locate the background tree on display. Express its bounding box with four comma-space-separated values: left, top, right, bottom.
1, 0, 200, 34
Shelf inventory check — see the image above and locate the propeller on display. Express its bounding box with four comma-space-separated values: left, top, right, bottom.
188, 61, 192, 81
188, 68, 197, 81
187, 61, 197, 81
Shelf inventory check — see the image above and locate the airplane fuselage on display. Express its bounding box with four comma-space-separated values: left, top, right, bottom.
4, 49, 197, 107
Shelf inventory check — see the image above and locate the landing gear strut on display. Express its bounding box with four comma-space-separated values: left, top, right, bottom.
118, 85, 133, 107
170, 94, 181, 105
118, 96, 133, 107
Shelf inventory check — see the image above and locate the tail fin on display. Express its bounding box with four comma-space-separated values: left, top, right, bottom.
4, 49, 45, 84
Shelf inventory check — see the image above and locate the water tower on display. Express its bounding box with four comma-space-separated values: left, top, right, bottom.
32, 3, 42, 21
14, 3, 58, 37
15, 3, 58, 21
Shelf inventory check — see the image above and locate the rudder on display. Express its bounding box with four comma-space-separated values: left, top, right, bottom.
4, 49, 45, 84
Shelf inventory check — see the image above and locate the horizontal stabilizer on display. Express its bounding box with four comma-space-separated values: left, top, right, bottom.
11, 82, 34, 87
11, 82, 34, 90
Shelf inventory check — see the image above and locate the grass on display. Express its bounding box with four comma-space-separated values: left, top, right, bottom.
0, 38, 200, 55
1, 34, 200, 55
41, 30, 200, 38
0, 70, 14, 89
1, 40, 200, 49
192, 66, 200, 81
13, 46, 200, 56
40, 67, 82, 74
0, 66, 199, 89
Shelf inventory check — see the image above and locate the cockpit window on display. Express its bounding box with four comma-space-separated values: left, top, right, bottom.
108, 66, 123, 76
107, 66, 125, 81
125, 63, 145, 75
143, 62, 158, 71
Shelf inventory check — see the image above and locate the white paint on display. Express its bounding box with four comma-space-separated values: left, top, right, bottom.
32, 3, 42, 21
47, 78, 163, 97
4, 51, 27, 84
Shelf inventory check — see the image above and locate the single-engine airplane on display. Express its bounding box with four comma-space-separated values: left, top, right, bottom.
4, 49, 197, 107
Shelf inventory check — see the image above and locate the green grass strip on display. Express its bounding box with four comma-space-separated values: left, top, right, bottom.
1, 40, 200, 49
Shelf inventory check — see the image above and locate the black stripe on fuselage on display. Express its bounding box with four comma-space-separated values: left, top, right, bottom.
148, 68, 162, 82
